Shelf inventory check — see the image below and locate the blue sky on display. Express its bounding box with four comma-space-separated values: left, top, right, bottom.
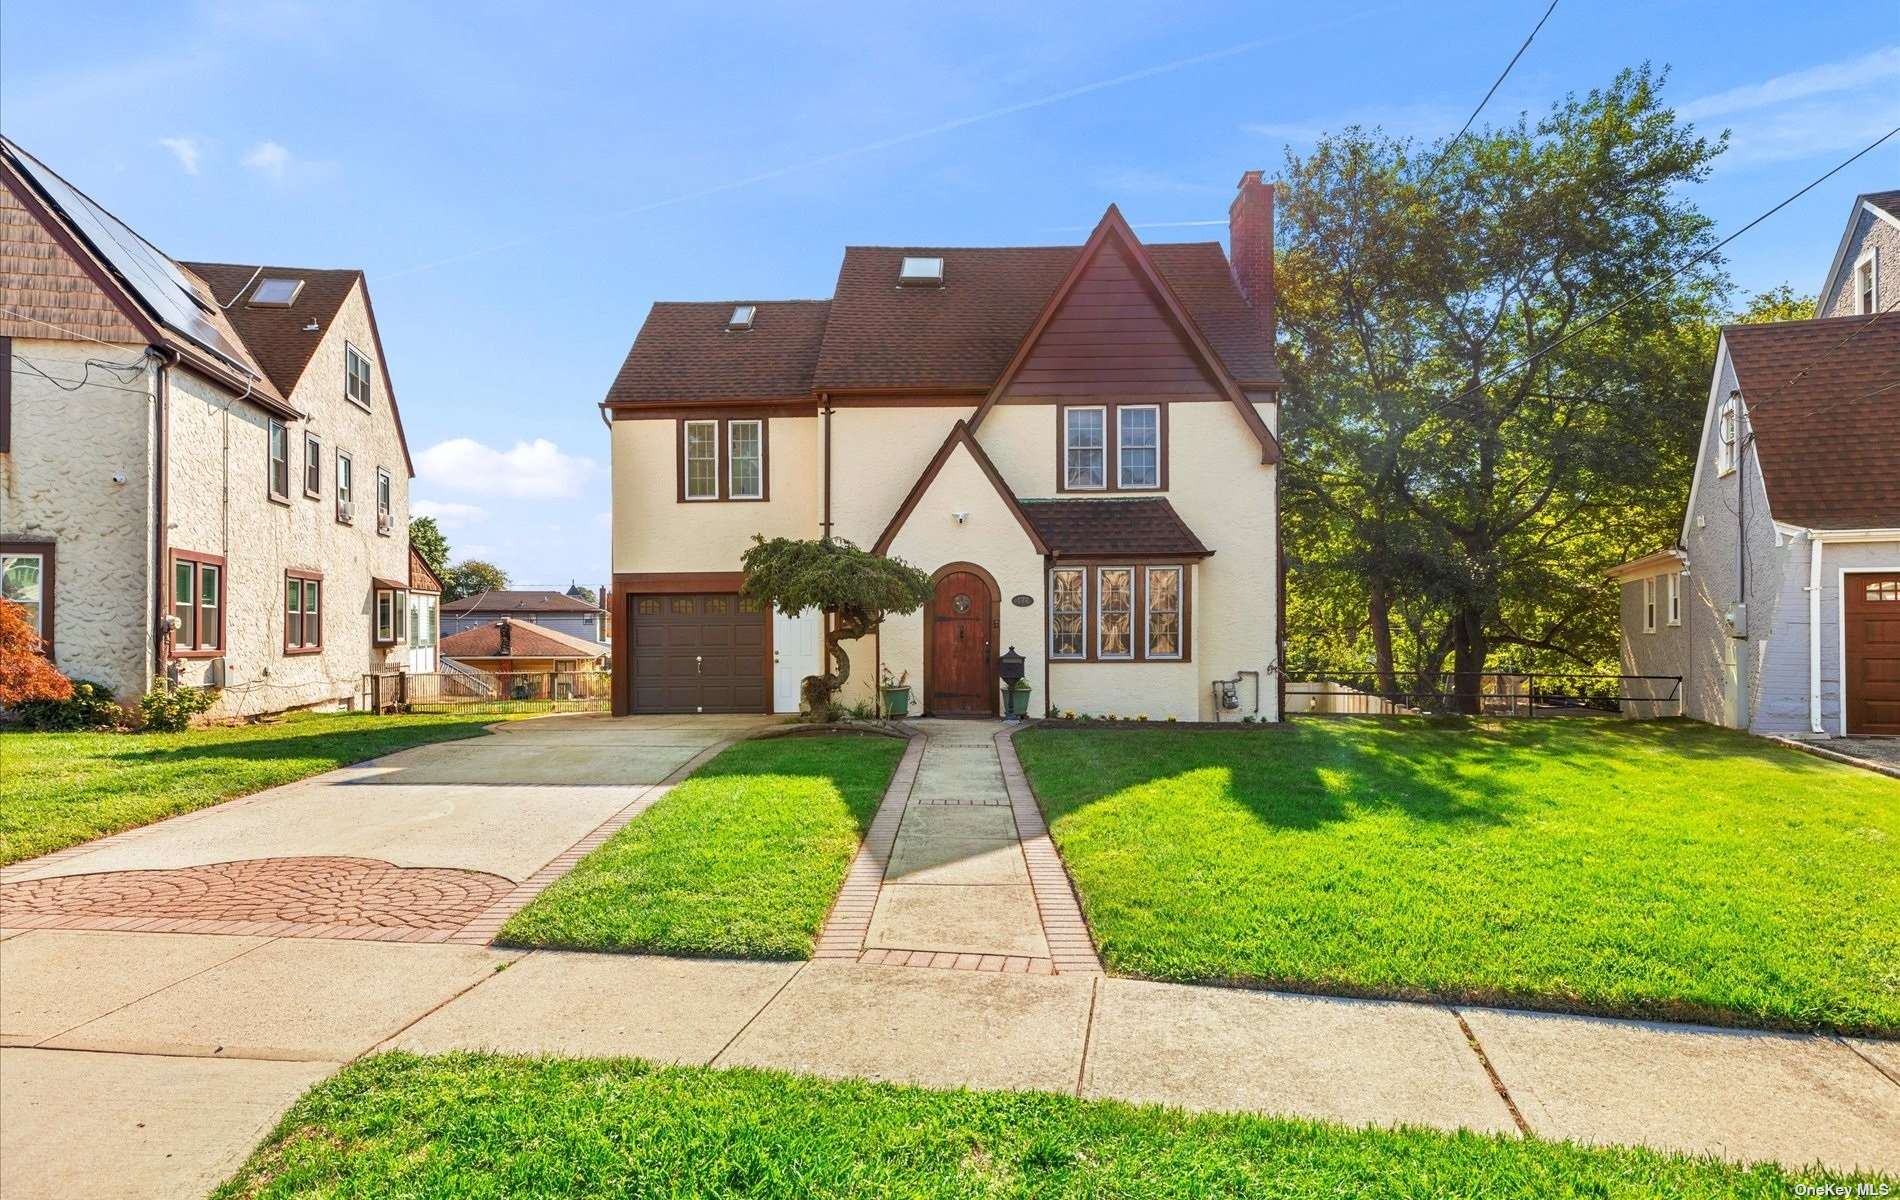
4, 1, 1895, 589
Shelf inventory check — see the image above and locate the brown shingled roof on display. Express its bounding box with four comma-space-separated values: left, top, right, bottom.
183, 263, 361, 398
442, 589, 603, 615
604, 300, 830, 407
1019, 497, 1212, 558
440, 618, 607, 661
1725, 313, 1900, 529
1863, 190, 1900, 220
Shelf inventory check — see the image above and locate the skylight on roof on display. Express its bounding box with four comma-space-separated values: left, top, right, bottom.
250, 278, 304, 307
728, 304, 757, 330
899, 256, 944, 286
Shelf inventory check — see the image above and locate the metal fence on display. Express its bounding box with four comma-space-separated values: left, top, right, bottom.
1283, 670, 1683, 719
360, 669, 611, 715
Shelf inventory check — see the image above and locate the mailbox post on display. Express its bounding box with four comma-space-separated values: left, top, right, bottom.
997, 646, 1030, 722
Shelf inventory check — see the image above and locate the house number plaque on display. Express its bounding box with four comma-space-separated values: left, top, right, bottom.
1011, 594, 1033, 607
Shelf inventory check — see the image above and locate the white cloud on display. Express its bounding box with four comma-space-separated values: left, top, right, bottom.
157, 136, 202, 174
242, 140, 292, 180
411, 499, 489, 529
415, 437, 596, 500
1679, 46, 1900, 121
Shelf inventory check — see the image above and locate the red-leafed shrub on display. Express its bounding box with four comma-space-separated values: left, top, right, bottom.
0, 598, 72, 708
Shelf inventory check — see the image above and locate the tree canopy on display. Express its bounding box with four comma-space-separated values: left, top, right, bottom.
408, 516, 451, 577
443, 560, 510, 602
740, 536, 931, 711
1278, 65, 1732, 706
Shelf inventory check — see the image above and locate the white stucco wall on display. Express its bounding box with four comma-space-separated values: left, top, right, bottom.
611, 415, 820, 573
1, 338, 156, 701
164, 279, 413, 715
825, 405, 973, 547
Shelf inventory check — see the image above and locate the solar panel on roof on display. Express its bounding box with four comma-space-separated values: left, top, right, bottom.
3, 139, 258, 375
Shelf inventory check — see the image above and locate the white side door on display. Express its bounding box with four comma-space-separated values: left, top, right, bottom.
772, 607, 822, 713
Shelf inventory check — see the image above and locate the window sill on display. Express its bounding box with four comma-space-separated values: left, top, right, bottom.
346, 396, 372, 413
268, 492, 291, 508
304, 489, 322, 501
677, 496, 769, 504
284, 646, 323, 656
172, 648, 225, 660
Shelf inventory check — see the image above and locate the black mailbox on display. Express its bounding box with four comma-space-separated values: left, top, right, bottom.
998, 646, 1025, 685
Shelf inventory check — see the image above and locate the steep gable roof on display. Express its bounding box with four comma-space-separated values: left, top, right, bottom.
1724, 313, 1900, 529
1817, 189, 1900, 314
1864, 190, 1900, 221
604, 300, 830, 409
872, 420, 1048, 556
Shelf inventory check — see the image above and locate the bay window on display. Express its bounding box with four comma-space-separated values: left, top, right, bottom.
1145, 566, 1182, 658
1049, 567, 1085, 659
1046, 563, 1192, 663
1096, 567, 1133, 659
374, 585, 407, 644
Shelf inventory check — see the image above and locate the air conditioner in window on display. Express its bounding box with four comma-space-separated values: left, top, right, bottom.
338, 501, 354, 523
377, 511, 393, 535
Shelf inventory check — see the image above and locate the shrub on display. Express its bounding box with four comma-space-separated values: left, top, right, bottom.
16, 679, 121, 730
139, 682, 218, 732
0, 598, 72, 708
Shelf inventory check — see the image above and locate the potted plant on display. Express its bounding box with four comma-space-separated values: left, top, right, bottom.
880, 665, 912, 718
1004, 678, 1033, 721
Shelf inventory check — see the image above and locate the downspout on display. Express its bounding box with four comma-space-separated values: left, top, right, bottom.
820, 392, 833, 540
152, 353, 170, 687
1808, 530, 1824, 734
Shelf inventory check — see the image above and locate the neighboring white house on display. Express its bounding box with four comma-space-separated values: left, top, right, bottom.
1, 137, 427, 716
440, 588, 607, 645
1610, 193, 1899, 737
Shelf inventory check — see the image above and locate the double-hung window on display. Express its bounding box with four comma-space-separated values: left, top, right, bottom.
1855, 251, 1878, 315
268, 419, 290, 500
1666, 572, 1682, 627
345, 342, 373, 409
171, 552, 224, 654
1145, 566, 1183, 658
303, 432, 322, 498
0, 545, 51, 655
1063, 407, 1106, 489
376, 468, 393, 534
679, 417, 768, 501
1717, 399, 1737, 476
1049, 567, 1086, 659
285, 570, 322, 653
336, 452, 353, 523
1118, 406, 1160, 488
1642, 576, 1658, 634
1096, 567, 1134, 659
374, 585, 407, 644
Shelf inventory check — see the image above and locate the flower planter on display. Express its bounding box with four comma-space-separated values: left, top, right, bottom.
1003, 680, 1033, 720
881, 686, 912, 718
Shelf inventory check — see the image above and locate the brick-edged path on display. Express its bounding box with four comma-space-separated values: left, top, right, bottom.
995, 727, 1102, 975
813, 733, 924, 960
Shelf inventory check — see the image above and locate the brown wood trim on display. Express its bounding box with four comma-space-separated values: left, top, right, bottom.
0, 162, 167, 348
612, 398, 816, 420
335, 450, 354, 523
614, 571, 748, 593
168, 550, 227, 658
302, 431, 322, 499
871, 421, 1049, 556
826, 393, 985, 408
923, 561, 1002, 717
676, 416, 771, 503
1054, 401, 1169, 494
1, 539, 55, 660
375, 468, 394, 534
285, 568, 325, 655
267, 418, 291, 503
823, 385, 989, 400
0, 333, 11, 454
1046, 562, 1191, 665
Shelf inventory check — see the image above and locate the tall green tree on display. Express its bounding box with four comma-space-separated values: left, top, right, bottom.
1734, 284, 1815, 324
408, 516, 451, 577
443, 560, 509, 602
1279, 65, 1729, 707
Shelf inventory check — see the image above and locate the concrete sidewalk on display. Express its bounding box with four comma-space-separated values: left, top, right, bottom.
3, 929, 1895, 1197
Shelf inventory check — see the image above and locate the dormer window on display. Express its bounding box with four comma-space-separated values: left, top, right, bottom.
899, 256, 944, 287
728, 304, 757, 331
250, 278, 304, 307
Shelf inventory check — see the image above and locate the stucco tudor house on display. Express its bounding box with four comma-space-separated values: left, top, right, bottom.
1, 137, 435, 716
440, 587, 607, 645
1609, 190, 1898, 737
602, 173, 1282, 721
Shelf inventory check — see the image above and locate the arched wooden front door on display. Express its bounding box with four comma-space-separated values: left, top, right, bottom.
927, 569, 995, 716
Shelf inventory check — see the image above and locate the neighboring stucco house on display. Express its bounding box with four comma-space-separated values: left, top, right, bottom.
440, 589, 606, 644
1816, 190, 1898, 319
1610, 196, 1898, 736
602, 173, 1282, 721
1, 137, 423, 716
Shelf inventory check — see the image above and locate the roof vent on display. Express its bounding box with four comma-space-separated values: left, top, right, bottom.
728, 304, 757, 330
898, 256, 944, 287
249, 278, 304, 307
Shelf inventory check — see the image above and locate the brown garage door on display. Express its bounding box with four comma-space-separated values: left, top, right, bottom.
629, 593, 767, 713
1846, 573, 1900, 735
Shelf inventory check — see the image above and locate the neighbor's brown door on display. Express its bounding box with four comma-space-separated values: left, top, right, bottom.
928, 571, 993, 716
628, 593, 767, 714
1845, 573, 1900, 735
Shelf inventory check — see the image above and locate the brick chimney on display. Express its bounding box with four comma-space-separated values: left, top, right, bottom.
497, 619, 511, 657
1229, 170, 1275, 339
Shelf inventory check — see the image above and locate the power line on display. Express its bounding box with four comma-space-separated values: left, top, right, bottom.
1421, 0, 1561, 182
1423, 122, 1900, 420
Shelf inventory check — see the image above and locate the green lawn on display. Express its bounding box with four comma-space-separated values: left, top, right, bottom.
1015, 719, 1900, 1035
212, 1053, 1871, 1199
500, 734, 904, 958
1, 711, 516, 866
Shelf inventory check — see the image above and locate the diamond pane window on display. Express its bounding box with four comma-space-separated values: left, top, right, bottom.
1050, 568, 1085, 659
1146, 566, 1181, 658
1097, 568, 1132, 658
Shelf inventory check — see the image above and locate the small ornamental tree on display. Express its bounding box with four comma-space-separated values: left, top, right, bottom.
0, 598, 72, 707
740, 536, 931, 714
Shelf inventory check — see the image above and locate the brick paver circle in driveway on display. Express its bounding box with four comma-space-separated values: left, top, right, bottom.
0, 857, 514, 933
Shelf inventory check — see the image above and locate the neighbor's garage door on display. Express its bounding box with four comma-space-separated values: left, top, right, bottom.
1845, 573, 1900, 735
629, 593, 767, 713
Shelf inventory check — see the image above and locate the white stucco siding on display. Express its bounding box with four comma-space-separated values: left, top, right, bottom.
611, 415, 819, 574
879, 444, 1047, 718
1, 338, 156, 701
163, 282, 412, 715
826, 405, 972, 547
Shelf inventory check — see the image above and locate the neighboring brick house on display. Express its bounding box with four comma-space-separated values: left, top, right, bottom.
1816, 190, 1899, 318
1611, 193, 1898, 735
602, 174, 1282, 720
1, 137, 423, 715
439, 589, 606, 644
